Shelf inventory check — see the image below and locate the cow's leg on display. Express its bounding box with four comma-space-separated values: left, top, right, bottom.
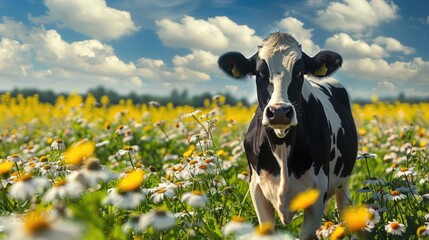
249, 172, 275, 225
300, 196, 324, 240
335, 179, 351, 213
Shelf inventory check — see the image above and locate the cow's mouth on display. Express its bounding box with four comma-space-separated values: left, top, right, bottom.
270, 125, 292, 138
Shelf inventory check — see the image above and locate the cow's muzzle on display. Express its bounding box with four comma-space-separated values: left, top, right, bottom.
262, 102, 297, 138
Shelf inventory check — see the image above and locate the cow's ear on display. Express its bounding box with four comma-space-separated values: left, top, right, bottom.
303, 50, 342, 77
218, 52, 256, 79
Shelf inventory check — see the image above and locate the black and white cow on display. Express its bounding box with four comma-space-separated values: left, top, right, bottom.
218, 32, 357, 239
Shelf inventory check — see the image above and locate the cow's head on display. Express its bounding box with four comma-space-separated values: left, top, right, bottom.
218, 32, 342, 138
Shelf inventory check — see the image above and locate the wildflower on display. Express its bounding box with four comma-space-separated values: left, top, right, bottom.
69, 158, 116, 187
241, 222, 294, 240
384, 190, 406, 201
43, 178, 84, 202
115, 125, 129, 136
356, 153, 377, 160
117, 169, 144, 192
139, 209, 176, 231
150, 187, 175, 203
394, 167, 417, 178
51, 139, 66, 151
95, 140, 110, 148
103, 188, 146, 209
366, 208, 381, 229
222, 216, 253, 237
316, 221, 336, 239
6, 154, 24, 163
1, 210, 83, 240
182, 110, 201, 119
289, 188, 320, 212
363, 177, 385, 186
237, 171, 250, 181
356, 186, 372, 193
330, 225, 346, 240
115, 145, 140, 157
9, 174, 50, 200
64, 141, 95, 165
181, 191, 209, 208
342, 205, 371, 232
417, 225, 429, 238
384, 220, 406, 236
122, 214, 141, 233
0, 161, 14, 175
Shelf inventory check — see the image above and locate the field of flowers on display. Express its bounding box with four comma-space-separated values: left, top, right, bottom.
0, 92, 428, 239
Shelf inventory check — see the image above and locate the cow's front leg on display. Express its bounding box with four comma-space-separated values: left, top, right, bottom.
249, 170, 275, 225
300, 195, 324, 240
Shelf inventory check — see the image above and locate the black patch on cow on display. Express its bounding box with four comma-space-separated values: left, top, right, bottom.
287, 94, 331, 178
325, 84, 358, 177
244, 108, 281, 177
323, 192, 328, 203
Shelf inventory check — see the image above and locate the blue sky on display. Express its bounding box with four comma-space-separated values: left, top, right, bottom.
1, 0, 429, 101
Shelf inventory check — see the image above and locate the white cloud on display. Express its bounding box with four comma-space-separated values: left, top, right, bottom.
325, 33, 387, 58
377, 81, 396, 91
31, 0, 138, 40
275, 17, 320, 55
373, 36, 415, 55
172, 49, 218, 73
343, 58, 417, 80
0, 38, 31, 76
315, 0, 398, 33
156, 16, 261, 56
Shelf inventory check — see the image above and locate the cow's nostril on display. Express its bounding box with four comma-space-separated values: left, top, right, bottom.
284, 107, 293, 118
266, 107, 275, 119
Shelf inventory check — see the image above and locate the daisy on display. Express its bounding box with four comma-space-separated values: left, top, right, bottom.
237, 171, 250, 181
43, 178, 85, 202
181, 110, 201, 119
417, 225, 429, 238
316, 221, 336, 239
181, 191, 209, 208
366, 208, 381, 230
1, 210, 83, 240
51, 139, 66, 151
240, 222, 294, 240
103, 188, 146, 209
394, 167, 417, 178
103, 169, 146, 209
115, 145, 140, 157
384, 220, 406, 236
150, 187, 175, 203
9, 174, 50, 201
70, 158, 116, 188
139, 209, 176, 231
122, 214, 141, 233
6, 154, 24, 164
222, 216, 253, 237
363, 177, 385, 186
384, 190, 407, 201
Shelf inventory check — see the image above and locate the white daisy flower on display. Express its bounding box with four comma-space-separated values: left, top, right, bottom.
384, 220, 406, 236
43, 178, 85, 202
222, 216, 253, 237
384, 190, 407, 201
149, 187, 175, 203
102, 188, 146, 209
9, 174, 50, 201
139, 209, 176, 231
181, 191, 209, 208
51, 139, 66, 151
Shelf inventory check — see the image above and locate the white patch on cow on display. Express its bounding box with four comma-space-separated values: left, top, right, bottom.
258, 33, 301, 137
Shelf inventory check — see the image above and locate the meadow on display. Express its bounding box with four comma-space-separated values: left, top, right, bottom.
0, 92, 428, 239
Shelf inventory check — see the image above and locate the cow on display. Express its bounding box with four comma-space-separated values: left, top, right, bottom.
218, 32, 357, 239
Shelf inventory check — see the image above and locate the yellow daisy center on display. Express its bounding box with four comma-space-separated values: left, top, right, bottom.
390, 222, 400, 229
23, 211, 51, 234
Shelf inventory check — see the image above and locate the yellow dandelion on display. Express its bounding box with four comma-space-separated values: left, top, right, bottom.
289, 188, 320, 212
342, 205, 371, 232
331, 225, 345, 240
117, 169, 144, 192
64, 141, 95, 165
420, 140, 427, 148
183, 149, 193, 158
0, 161, 14, 175
23, 211, 50, 234
255, 222, 275, 236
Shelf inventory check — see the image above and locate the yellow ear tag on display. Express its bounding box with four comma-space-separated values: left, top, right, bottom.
231, 65, 241, 77
315, 64, 328, 76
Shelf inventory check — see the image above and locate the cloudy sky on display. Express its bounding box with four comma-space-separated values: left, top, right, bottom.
1, 0, 428, 100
